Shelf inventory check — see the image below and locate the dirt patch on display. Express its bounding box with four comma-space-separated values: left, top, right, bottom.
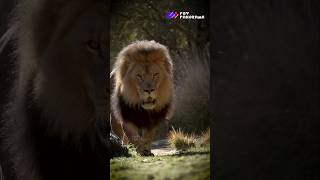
151, 148, 180, 156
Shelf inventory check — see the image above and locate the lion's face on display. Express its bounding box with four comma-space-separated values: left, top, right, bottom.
114, 41, 174, 111
130, 63, 163, 110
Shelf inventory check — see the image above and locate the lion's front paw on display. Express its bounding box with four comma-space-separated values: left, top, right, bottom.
140, 149, 154, 156
137, 145, 154, 156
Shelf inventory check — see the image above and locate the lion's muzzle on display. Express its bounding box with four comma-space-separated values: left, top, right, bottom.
142, 97, 156, 109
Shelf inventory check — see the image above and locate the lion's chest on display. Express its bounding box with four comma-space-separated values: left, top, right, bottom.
118, 97, 169, 129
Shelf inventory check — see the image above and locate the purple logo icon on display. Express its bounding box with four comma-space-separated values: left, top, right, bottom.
165, 11, 179, 19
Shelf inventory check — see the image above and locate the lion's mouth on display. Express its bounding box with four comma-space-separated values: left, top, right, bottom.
143, 98, 156, 105
142, 97, 156, 109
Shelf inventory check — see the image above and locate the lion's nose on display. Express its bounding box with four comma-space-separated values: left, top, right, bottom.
144, 89, 155, 94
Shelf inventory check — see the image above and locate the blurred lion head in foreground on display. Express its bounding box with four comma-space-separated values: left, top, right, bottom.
0, 0, 110, 179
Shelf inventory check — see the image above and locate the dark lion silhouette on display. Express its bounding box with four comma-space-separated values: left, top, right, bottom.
0, 0, 125, 179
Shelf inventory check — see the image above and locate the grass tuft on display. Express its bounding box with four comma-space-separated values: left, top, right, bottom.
168, 128, 196, 150
126, 144, 141, 157
198, 128, 210, 147
168, 128, 211, 150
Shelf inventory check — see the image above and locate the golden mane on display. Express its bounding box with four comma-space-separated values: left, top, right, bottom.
113, 40, 174, 110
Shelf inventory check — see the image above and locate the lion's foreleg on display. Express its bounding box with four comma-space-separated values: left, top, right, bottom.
139, 128, 156, 156
122, 122, 149, 155
122, 122, 140, 145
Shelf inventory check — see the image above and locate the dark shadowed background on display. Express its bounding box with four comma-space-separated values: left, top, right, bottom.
0, 1, 15, 179
212, 0, 320, 179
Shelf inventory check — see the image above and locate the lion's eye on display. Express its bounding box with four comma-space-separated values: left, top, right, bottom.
86, 40, 101, 51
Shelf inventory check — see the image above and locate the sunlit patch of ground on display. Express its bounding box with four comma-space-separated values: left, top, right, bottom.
110, 139, 210, 180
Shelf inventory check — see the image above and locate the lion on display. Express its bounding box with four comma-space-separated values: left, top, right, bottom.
111, 40, 175, 156
0, 0, 110, 179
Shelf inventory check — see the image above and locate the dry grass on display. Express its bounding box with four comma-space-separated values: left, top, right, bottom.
198, 128, 210, 147
168, 128, 211, 151
168, 128, 196, 150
